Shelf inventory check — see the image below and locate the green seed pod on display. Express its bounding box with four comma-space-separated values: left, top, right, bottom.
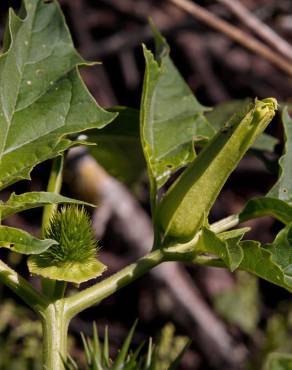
28, 206, 106, 283
157, 98, 277, 243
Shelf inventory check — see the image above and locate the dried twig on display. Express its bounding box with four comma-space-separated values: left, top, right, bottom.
217, 0, 292, 61
167, 0, 292, 76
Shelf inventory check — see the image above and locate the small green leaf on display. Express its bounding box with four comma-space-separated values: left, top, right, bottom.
240, 197, 292, 224
28, 207, 106, 283
269, 108, 292, 203
195, 227, 245, 271
88, 107, 146, 186
0, 191, 94, 220
140, 24, 213, 197
0, 0, 116, 190
157, 98, 277, 242
0, 225, 57, 254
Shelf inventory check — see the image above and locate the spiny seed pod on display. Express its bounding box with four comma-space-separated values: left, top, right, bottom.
28, 206, 106, 283
157, 98, 277, 243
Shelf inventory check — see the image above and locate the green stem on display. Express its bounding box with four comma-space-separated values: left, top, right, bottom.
53, 281, 67, 300
66, 249, 166, 319
42, 155, 64, 235
0, 259, 48, 314
41, 155, 64, 297
42, 300, 69, 370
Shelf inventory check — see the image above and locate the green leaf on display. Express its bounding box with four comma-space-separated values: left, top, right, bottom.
28, 259, 106, 284
140, 24, 214, 195
269, 108, 292, 203
0, 225, 57, 254
112, 320, 138, 370
0, 0, 116, 190
240, 197, 292, 224
88, 107, 146, 186
0, 191, 94, 220
206, 99, 278, 151
195, 227, 246, 271
239, 240, 290, 291
266, 223, 292, 288
193, 225, 292, 292
157, 98, 277, 242
195, 232, 292, 292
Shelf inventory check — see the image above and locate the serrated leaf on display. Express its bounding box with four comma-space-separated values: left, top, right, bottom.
206, 99, 278, 151
0, 0, 116, 190
191, 223, 292, 291
88, 107, 146, 186
140, 24, 214, 194
269, 108, 292, 203
0, 225, 57, 254
193, 225, 292, 292
0, 191, 94, 220
158, 98, 277, 242
239, 240, 290, 291
240, 197, 292, 224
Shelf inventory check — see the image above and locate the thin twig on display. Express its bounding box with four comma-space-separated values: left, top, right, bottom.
217, 0, 292, 62
167, 0, 292, 76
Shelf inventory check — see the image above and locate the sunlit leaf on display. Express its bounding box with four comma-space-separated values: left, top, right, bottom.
0, 0, 116, 190
140, 23, 214, 198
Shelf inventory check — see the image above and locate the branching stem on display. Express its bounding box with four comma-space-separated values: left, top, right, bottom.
65, 214, 239, 318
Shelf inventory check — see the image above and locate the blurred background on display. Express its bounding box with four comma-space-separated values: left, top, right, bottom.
1, 0, 292, 369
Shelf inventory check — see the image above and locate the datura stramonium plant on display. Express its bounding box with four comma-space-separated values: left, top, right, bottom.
28, 206, 106, 284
